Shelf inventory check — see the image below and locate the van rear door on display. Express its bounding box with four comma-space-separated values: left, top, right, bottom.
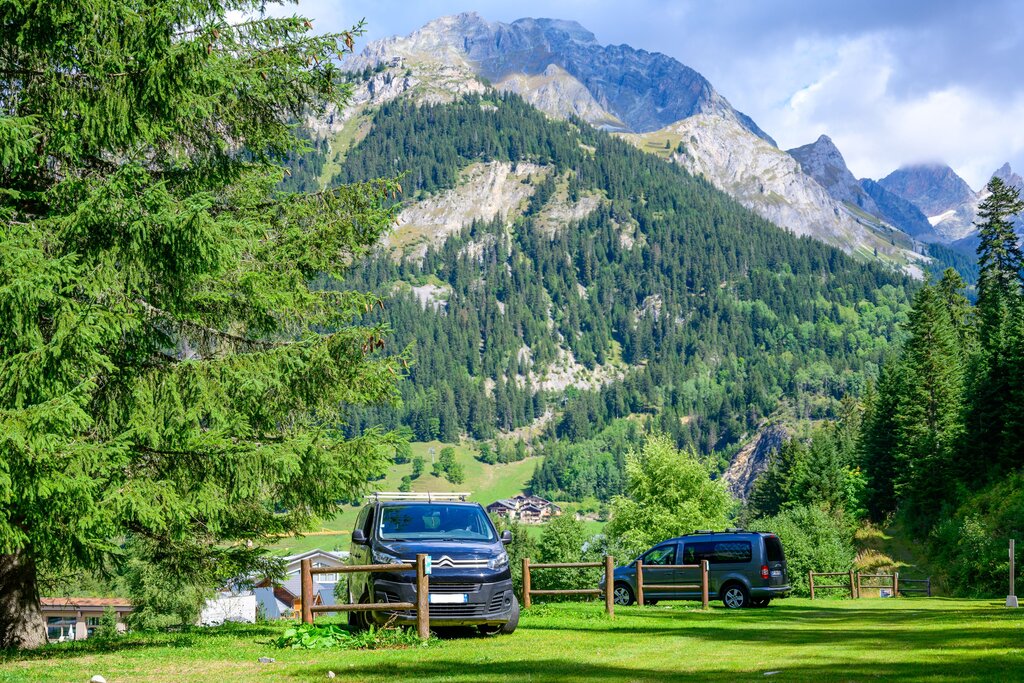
763, 535, 787, 586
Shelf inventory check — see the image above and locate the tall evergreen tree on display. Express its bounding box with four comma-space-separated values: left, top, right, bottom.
965, 178, 1024, 473
0, 1, 402, 648
860, 362, 906, 520
894, 283, 965, 528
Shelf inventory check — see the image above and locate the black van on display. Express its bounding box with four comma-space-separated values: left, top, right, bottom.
601, 529, 790, 608
347, 493, 519, 634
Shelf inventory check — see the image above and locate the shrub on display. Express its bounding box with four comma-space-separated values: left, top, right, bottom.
928, 472, 1024, 597
748, 506, 856, 596
605, 434, 732, 558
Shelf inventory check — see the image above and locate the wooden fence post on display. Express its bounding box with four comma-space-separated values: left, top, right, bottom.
522, 557, 531, 609
856, 572, 862, 599
893, 572, 899, 598
636, 560, 645, 607
701, 560, 709, 609
300, 559, 313, 625
849, 569, 857, 599
809, 571, 815, 600
605, 555, 614, 617
415, 554, 429, 641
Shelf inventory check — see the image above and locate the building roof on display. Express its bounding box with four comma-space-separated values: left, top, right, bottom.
283, 548, 347, 564
41, 597, 133, 609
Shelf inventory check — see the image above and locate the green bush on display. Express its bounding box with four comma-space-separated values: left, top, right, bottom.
748, 506, 856, 596
929, 473, 1024, 597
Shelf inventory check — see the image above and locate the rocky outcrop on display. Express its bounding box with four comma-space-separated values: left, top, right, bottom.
721, 424, 789, 501
631, 115, 924, 270
879, 164, 978, 217
496, 64, 625, 130
879, 164, 980, 242
788, 136, 937, 240
345, 13, 774, 142
387, 162, 542, 260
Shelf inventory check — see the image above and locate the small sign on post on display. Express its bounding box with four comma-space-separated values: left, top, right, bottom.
1008, 539, 1018, 608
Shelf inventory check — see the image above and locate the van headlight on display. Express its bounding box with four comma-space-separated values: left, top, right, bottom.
372, 549, 404, 565
488, 552, 509, 570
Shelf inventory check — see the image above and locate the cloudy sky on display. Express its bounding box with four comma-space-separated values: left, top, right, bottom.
279, 0, 1024, 189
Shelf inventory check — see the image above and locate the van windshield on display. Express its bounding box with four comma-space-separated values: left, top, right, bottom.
378, 504, 496, 542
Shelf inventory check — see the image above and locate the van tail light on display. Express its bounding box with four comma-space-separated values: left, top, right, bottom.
761, 565, 770, 580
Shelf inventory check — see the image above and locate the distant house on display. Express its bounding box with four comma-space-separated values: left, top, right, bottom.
254, 548, 348, 619
486, 495, 562, 524
40, 597, 131, 642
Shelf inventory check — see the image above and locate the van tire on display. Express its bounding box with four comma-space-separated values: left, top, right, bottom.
721, 583, 749, 609
499, 595, 520, 634
613, 582, 636, 606
348, 589, 370, 631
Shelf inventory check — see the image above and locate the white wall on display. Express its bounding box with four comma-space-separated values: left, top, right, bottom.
198, 593, 257, 626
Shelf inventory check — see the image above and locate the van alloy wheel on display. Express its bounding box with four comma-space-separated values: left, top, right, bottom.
613, 584, 635, 606
722, 585, 748, 609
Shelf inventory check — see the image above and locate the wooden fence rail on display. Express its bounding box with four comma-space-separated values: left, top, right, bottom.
522, 556, 615, 616
897, 577, 932, 596
636, 560, 710, 609
808, 570, 857, 599
300, 554, 430, 641
810, 570, 932, 599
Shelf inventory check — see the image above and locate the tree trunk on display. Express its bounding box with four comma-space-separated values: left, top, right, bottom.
0, 550, 47, 649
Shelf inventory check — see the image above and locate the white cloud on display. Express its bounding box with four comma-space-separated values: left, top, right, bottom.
738, 33, 1024, 188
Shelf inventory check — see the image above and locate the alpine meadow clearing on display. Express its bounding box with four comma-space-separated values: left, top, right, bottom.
3, 598, 1022, 683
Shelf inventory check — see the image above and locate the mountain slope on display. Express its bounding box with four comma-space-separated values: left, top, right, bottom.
879, 164, 980, 242
345, 12, 775, 142
622, 116, 925, 272
788, 136, 937, 240
317, 93, 912, 479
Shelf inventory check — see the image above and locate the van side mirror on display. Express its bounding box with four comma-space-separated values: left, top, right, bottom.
352, 529, 368, 545
500, 530, 512, 545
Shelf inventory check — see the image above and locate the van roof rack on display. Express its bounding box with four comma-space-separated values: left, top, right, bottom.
367, 492, 471, 502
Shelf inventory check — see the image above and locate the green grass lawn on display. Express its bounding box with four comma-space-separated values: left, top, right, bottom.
6, 598, 1022, 682
270, 442, 539, 555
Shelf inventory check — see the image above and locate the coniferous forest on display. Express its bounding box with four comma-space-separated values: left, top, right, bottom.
310, 93, 911, 498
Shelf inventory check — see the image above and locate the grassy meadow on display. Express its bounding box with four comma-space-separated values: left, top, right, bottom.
4, 598, 1021, 682
270, 441, 540, 555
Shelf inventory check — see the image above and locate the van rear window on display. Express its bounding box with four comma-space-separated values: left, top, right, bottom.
683, 541, 752, 564
765, 536, 784, 562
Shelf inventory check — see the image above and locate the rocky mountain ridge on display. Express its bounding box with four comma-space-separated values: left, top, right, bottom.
787, 136, 938, 241
624, 116, 925, 272
344, 12, 775, 142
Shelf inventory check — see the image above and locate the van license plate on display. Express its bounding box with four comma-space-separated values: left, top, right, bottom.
771, 570, 782, 577
429, 593, 468, 604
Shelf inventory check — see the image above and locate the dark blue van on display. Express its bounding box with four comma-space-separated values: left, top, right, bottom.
348, 493, 519, 634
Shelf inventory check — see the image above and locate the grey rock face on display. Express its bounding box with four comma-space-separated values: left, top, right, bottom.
788, 135, 865, 206
721, 424, 789, 501
347, 12, 775, 143
657, 116, 924, 272
879, 164, 977, 218
788, 136, 936, 240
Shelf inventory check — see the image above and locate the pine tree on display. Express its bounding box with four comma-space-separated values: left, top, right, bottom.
894, 283, 965, 529
0, 1, 402, 648
966, 178, 1024, 474
975, 178, 1024, 354
860, 361, 907, 520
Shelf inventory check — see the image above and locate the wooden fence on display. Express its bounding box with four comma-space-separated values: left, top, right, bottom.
810, 570, 932, 599
809, 570, 857, 599
637, 560, 710, 609
522, 556, 615, 616
300, 554, 430, 641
